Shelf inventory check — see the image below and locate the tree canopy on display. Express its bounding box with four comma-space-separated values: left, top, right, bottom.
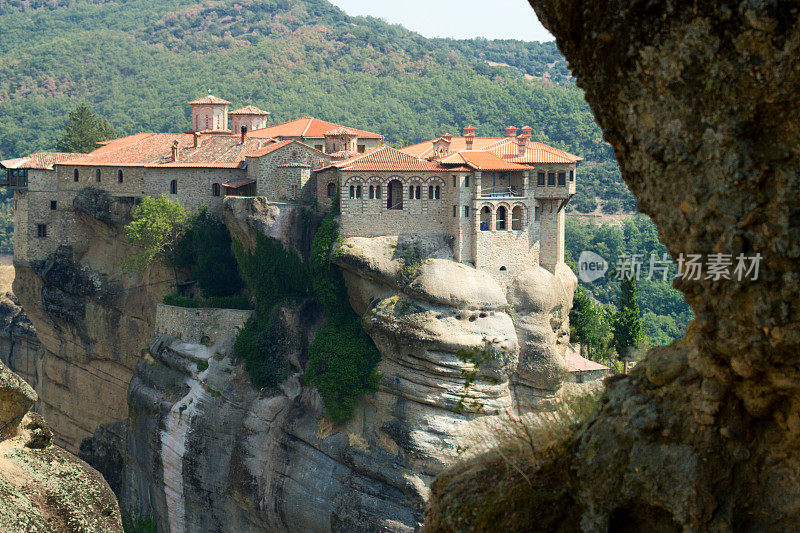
55, 104, 115, 153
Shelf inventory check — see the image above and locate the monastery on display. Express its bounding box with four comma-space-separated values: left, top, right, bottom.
1, 95, 580, 279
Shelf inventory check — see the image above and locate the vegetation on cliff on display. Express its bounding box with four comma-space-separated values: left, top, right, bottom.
306, 214, 380, 423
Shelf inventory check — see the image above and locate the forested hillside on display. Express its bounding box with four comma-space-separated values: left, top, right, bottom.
0, 0, 634, 210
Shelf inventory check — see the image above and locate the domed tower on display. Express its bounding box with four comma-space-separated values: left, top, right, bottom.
189, 95, 231, 132
230, 105, 271, 134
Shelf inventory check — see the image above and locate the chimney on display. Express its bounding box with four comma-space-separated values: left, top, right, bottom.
240, 125, 248, 144
505, 126, 517, 138
193, 132, 201, 148
171, 140, 179, 162
443, 133, 453, 141
518, 126, 532, 156
464, 125, 475, 150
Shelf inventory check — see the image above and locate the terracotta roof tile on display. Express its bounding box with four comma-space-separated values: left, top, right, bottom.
229, 105, 270, 115
324, 126, 360, 136
401, 135, 582, 164
440, 151, 530, 171
188, 95, 232, 105
329, 146, 446, 172
222, 178, 256, 188
248, 117, 382, 139
564, 349, 609, 372
1, 152, 88, 170
58, 132, 267, 168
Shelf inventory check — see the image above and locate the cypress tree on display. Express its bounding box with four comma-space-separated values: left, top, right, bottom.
55, 104, 115, 153
612, 276, 644, 359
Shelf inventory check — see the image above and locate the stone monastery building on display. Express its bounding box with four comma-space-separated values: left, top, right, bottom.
1, 96, 580, 280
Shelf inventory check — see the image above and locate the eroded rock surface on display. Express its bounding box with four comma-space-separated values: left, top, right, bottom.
0, 360, 122, 531
427, 2, 800, 530
13, 192, 172, 451
123, 231, 577, 532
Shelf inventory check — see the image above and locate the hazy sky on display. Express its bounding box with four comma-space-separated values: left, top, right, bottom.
328, 0, 554, 42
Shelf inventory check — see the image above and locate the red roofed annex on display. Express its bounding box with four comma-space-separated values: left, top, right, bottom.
1, 95, 580, 280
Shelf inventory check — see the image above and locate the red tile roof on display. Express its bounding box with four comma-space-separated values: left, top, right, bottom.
229, 105, 270, 116
324, 126, 360, 136
246, 140, 294, 158
59, 133, 269, 168
188, 95, 232, 105
439, 151, 530, 171
325, 146, 445, 172
1, 152, 88, 170
564, 349, 608, 372
401, 135, 581, 164
222, 178, 256, 189
248, 117, 382, 139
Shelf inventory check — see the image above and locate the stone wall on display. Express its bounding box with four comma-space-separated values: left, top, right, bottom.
250, 141, 329, 201
154, 303, 253, 345
538, 199, 565, 273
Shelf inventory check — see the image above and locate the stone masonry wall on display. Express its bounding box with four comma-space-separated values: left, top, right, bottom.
538, 199, 565, 273
251, 142, 328, 201
154, 304, 253, 345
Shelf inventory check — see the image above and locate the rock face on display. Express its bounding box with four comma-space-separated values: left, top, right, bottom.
427, 2, 800, 530
13, 189, 173, 451
0, 360, 122, 531
0, 291, 40, 388
121, 218, 577, 531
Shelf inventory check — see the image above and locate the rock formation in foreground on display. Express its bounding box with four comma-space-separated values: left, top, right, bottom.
117, 199, 581, 531
0, 359, 122, 531
426, 2, 800, 530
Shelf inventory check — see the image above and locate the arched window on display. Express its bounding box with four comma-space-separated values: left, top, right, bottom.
356, 185, 362, 199
512, 206, 523, 230
480, 206, 492, 231
327, 182, 336, 198
95, 169, 101, 182
387, 179, 403, 210
369, 185, 374, 199
349, 185, 355, 199
496, 206, 507, 230
415, 185, 421, 199
428, 185, 433, 199
73, 169, 79, 182
117, 169, 123, 183
408, 185, 420, 199
170, 179, 177, 194
212, 183, 221, 197
435, 185, 440, 199
375, 185, 381, 199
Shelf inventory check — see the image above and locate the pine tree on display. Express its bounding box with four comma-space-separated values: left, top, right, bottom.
55, 104, 115, 153
570, 285, 612, 362
611, 276, 644, 359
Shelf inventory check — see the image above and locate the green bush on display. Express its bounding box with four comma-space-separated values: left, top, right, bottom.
306, 214, 381, 423
174, 207, 243, 298
232, 232, 311, 316
233, 314, 293, 389
122, 510, 157, 533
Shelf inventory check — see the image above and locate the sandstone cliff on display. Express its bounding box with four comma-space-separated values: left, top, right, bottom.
115, 197, 579, 531
0, 359, 122, 531
12, 188, 173, 451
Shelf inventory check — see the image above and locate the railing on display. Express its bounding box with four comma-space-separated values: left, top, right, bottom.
480, 186, 523, 198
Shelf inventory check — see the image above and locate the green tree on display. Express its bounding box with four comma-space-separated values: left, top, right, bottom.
611, 276, 645, 359
124, 195, 192, 288
55, 104, 115, 153
570, 286, 613, 361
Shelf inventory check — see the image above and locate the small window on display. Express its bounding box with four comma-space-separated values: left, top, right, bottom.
349, 185, 355, 199
212, 183, 221, 197
512, 206, 523, 230
464, 175, 470, 187
480, 206, 491, 231
434, 185, 440, 199
429, 185, 434, 199
409, 185, 414, 199
170, 179, 177, 194
558, 172, 566, 186
357, 144, 365, 153
453, 205, 457, 217
463, 205, 470, 218
499, 266, 507, 271
369, 185, 375, 199
535, 206, 541, 221
356, 185, 362, 199
452, 175, 457, 187
95, 169, 101, 182
73, 169, 79, 182
415, 185, 421, 199
50, 200, 57, 210
327, 182, 336, 197
375, 185, 381, 199
538, 172, 545, 186
315, 145, 323, 152
117, 169, 123, 183
36, 224, 47, 238
570, 170, 574, 182
292, 151, 298, 162
548, 172, 555, 186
